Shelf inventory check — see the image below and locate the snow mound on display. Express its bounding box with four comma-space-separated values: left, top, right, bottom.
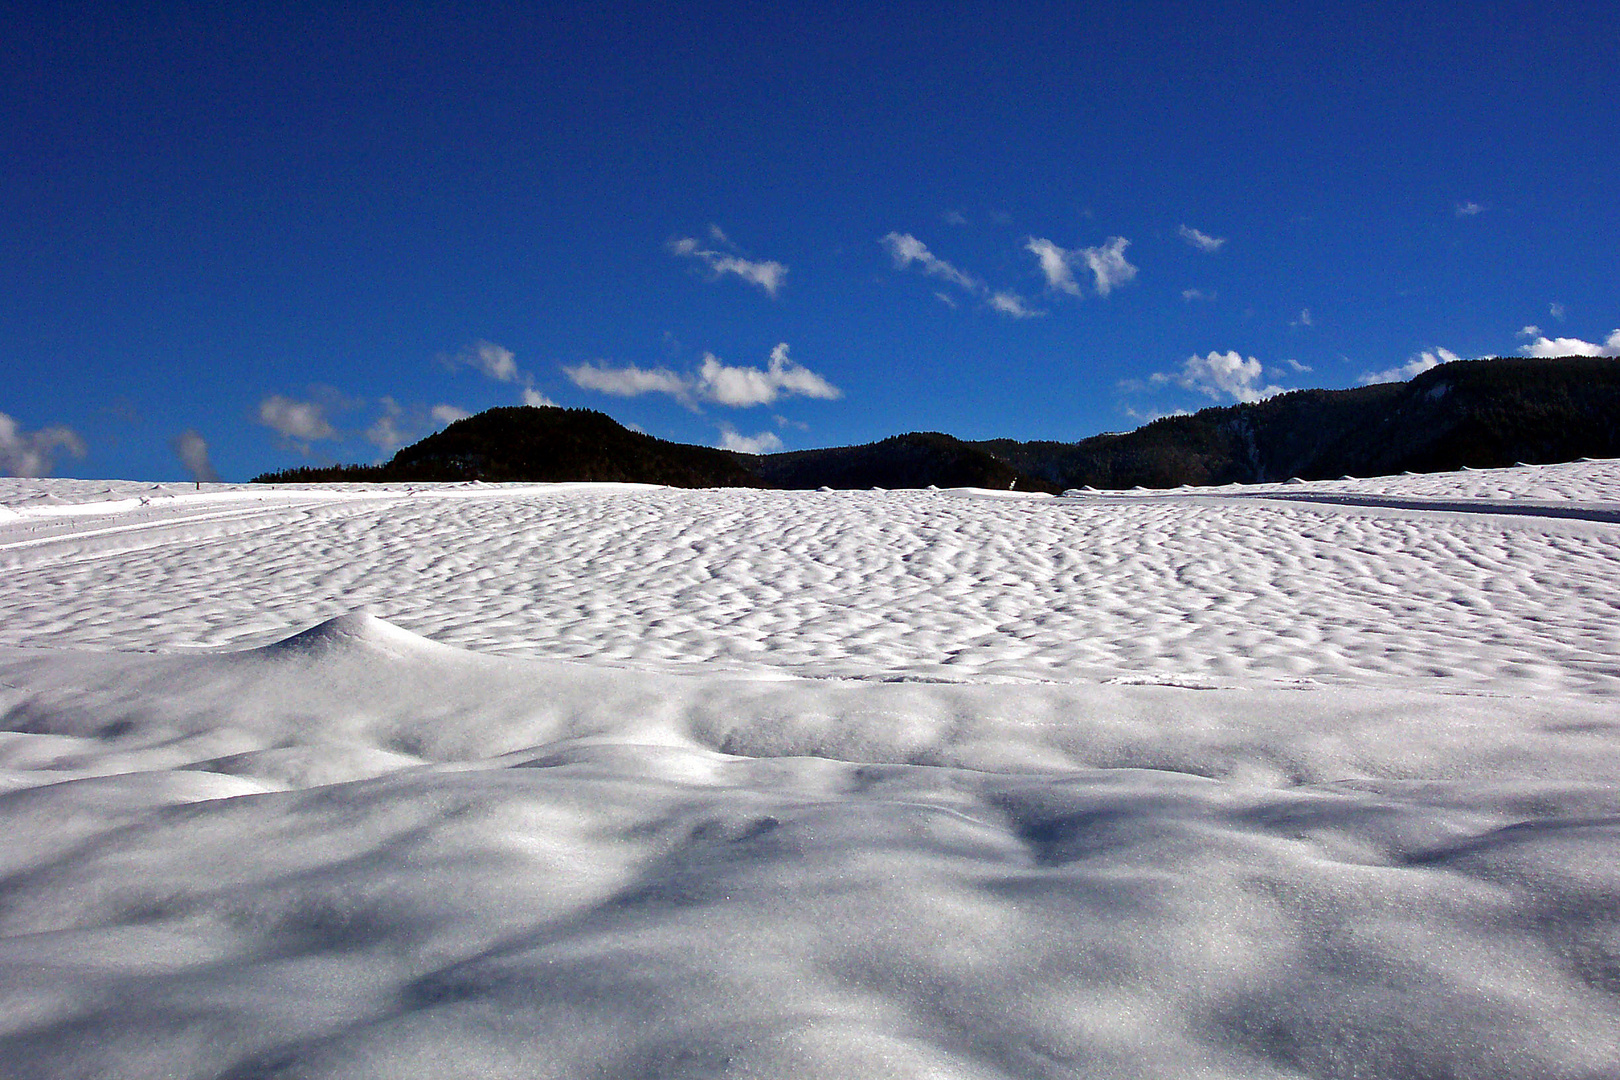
255, 610, 470, 662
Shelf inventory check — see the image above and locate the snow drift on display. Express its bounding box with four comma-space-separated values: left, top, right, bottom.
2, 465, 1619, 1078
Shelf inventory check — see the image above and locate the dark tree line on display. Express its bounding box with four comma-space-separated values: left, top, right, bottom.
255, 358, 1620, 490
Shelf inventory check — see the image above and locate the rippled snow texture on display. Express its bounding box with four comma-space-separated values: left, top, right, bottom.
2, 463, 1619, 1079
2, 468, 1618, 695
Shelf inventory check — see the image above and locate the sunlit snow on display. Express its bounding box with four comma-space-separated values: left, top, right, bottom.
2, 463, 1619, 1078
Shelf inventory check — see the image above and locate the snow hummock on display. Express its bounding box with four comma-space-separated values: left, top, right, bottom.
257, 609, 469, 661
2, 462, 1620, 1078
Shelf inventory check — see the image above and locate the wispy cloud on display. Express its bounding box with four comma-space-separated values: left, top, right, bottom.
668, 229, 787, 297
1519, 329, 1620, 358
431, 404, 471, 425
881, 232, 1044, 318
988, 291, 1044, 318
880, 232, 981, 292
1152, 350, 1284, 403
0, 411, 87, 477
942, 209, 969, 226
451, 341, 520, 382
1025, 237, 1081, 296
1080, 237, 1137, 296
1280, 357, 1313, 373
717, 426, 784, 454
566, 344, 840, 409
1178, 225, 1226, 252
447, 341, 557, 406
1291, 308, 1313, 327
1454, 201, 1485, 217
364, 397, 408, 450
169, 429, 218, 482
565, 361, 690, 401
1024, 235, 1138, 298
1517, 325, 1541, 337
1550, 302, 1566, 320
1358, 347, 1462, 385
257, 394, 336, 443
1181, 288, 1215, 303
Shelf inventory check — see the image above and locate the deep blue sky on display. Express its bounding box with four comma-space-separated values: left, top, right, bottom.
3, 0, 1617, 480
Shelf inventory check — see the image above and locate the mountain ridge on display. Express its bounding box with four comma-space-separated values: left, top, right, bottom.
253, 356, 1620, 490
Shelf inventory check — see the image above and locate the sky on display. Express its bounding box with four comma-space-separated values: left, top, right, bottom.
3, 0, 1618, 481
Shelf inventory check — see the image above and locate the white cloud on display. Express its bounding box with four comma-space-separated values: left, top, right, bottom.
169, 429, 218, 482
668, 230, 787, 297
1517, 325, 1541, 337
431, 404, 471, 425
1154, 350, 1284, 403
366, 414, 405, 450
1024, 236, 1137, 298
886, 231, 1083, 317
988, 291, 1044, 318
567, 344, 840, 409
1550, 302, 1566, 320
1178, 225, 1226, 252
257, 394, 335, 442
1455, 201, 1485, 217
696, 343, 842, 406
564, 361, 691, 402
363, 397, 408, 451
717, 426, 784, 454
453, 341, 520, 382
1280, 357, 1313, 373
1080, 236, 1137, 296
1181, 288, 1215, 302
1518, 329, 1620, 358
1023, 236, 1140, 299
879, 232, 981, 292
1024, 237, 1082, 296
1358, 347, 1462, 385
0, 411, 87, 477
1292, 308, 1313, 327
694, 354, 778, 406
448, 341, 553, 406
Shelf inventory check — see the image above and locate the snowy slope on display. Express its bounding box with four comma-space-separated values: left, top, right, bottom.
1, 463, 1618, 1078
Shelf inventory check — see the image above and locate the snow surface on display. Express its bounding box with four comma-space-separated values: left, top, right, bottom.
2, 462, 1619, 1078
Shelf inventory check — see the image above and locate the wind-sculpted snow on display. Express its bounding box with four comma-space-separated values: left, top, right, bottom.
1, 467, 1618, 696
2, 463, 1620, 1079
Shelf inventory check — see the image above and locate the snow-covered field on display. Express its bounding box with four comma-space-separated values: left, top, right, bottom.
2, 462, 1619, 1079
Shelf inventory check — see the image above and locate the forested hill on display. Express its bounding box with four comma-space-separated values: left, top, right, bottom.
251, 406, 763, 487
975, 356, 1620, 489
253, 356, 1620, 489
252, 409, 1063, 490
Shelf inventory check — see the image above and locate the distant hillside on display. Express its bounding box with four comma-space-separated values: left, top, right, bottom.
977, 356, 1620, 488
254, 409, 1063, 491
252, 407, 762, 487
740, 432, 1063, 493
254, 357, 1620, 490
